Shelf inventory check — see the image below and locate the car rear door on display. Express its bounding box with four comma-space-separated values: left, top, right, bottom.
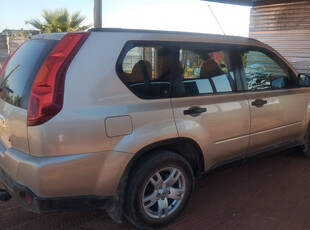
0, 36, 60, 154
239, 48, 305, 155
171, 44, 250, 170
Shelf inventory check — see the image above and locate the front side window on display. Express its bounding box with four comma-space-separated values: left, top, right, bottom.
241, 50, 292, 91
117, 44, 172, 99
179, 46, 236, 96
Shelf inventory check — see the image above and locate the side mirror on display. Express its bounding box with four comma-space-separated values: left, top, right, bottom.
298, 73, 310, 87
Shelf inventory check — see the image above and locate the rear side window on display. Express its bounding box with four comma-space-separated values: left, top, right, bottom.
241, 50, 292, 91
179, 46, 236, 97
0, 39, 58, 108
117, 43, 172, 99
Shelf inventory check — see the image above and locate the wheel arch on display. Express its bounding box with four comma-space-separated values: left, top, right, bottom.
129, 137, 204, 177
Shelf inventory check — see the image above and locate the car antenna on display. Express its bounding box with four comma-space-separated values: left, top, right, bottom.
208, 4, 226, 35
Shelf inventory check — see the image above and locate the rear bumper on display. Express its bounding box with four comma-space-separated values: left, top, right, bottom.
0, 144, 132, 212
0, 170, 114, 212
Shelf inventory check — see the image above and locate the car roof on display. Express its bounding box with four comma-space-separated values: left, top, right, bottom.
89, 27, 260, 45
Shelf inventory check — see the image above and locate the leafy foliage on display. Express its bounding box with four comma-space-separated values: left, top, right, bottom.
26, 9, 92, 33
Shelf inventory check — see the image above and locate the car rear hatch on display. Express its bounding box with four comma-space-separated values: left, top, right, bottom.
0, 33, 65, 154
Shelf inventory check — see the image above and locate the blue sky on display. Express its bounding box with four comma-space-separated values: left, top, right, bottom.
0, 0, 251, 36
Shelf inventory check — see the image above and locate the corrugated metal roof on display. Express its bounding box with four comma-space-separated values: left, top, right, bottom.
250, 1, 310, 74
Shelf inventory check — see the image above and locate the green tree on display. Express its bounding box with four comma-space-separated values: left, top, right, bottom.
26, 9, 92, 33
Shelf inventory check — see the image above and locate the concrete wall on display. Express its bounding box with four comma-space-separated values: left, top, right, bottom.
0, 35, 26, 68
0, 35, 9, 68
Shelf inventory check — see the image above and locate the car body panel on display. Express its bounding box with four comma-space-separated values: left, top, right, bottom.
28, 32, 178, 157
0, 100, 28, 154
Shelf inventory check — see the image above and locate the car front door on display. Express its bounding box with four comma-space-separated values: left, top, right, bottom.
239, 48, 305, 155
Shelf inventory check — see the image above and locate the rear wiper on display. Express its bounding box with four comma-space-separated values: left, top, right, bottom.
0, 64, 19, 93
0, 86, 13, 94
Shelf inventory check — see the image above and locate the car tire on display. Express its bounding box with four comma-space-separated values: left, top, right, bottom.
125, 150, 194, 229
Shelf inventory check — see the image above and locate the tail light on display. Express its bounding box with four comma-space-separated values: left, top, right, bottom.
27, 33, 90, 126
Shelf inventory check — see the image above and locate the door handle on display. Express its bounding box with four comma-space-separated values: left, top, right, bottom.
183, 107, 207, 115
251, 99, 267, 107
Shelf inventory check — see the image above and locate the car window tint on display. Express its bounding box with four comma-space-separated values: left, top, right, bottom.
179, 47, 236, 96
118, 44, 172, 99
0, 39, 58, 108
241, 50, 291, 90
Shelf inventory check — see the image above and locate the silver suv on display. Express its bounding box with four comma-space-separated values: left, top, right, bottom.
0, 29, 310, 229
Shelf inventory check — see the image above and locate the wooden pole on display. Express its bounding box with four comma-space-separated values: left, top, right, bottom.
94, 0, 102, 28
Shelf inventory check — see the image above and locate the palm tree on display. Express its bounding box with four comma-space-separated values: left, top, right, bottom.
26, 9, 92, 33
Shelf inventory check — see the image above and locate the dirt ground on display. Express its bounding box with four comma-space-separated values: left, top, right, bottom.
1, 149, 310, 230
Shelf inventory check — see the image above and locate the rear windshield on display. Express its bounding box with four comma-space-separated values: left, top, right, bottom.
0, 39, 58, 109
